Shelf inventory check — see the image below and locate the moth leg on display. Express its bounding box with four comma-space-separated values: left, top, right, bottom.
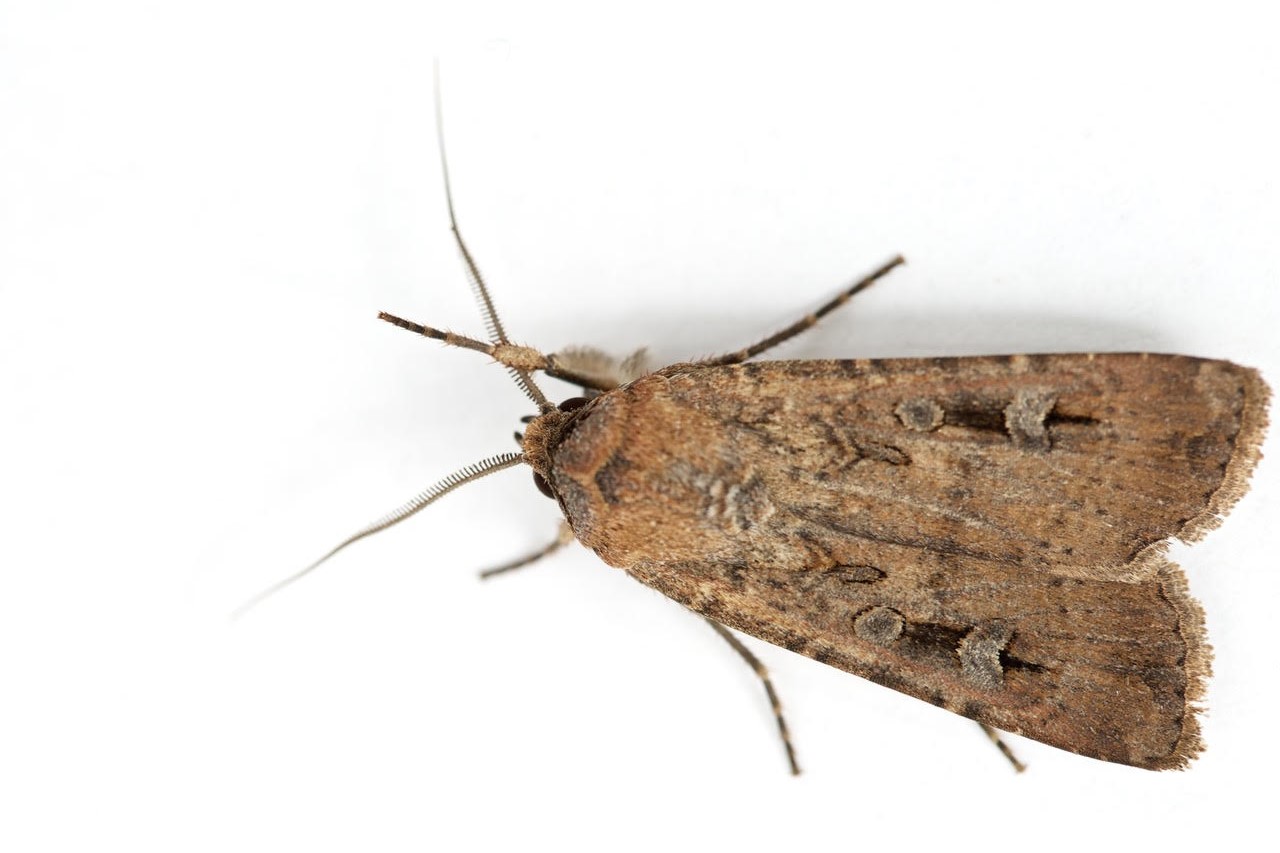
478, 521, 575, 580
704, 617, 801, 775
978, 722, 1027, 773
699, 255, 905, 366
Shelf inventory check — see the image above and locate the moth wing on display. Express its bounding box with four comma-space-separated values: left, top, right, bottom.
627, 551, 1208, 769
626, 354, 1267, 580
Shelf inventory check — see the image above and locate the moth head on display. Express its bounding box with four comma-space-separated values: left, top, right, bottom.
522, 396, 593, 498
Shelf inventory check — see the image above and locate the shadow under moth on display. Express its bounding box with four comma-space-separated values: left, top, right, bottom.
248, 95, 1270, 777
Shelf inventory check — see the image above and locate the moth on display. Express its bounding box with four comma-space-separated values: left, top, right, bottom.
247, 87, 1270, 776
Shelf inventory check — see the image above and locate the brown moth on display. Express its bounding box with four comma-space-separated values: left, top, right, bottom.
522, 347, 1267, 771
245, 84, 1270, 775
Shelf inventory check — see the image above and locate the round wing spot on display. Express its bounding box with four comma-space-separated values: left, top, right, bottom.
896, 398, 945, 432
854, 606, 905, 646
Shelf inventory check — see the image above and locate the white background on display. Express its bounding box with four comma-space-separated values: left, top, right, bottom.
3, 2, 1278, 851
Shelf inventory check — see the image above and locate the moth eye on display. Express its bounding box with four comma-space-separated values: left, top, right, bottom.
533, 471, 555, 498
558, 396, 589, 413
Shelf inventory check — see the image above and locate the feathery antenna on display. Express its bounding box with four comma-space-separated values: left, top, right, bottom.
433, 59, 551, 412
233, 452, 525, 619
238, 65, 557, 618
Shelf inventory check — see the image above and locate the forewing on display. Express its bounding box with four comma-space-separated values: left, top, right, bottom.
628, 549, 1208, 769
654, 353, 1268, 579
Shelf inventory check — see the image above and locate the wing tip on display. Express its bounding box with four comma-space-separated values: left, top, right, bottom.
1178, 362, 1271, 545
